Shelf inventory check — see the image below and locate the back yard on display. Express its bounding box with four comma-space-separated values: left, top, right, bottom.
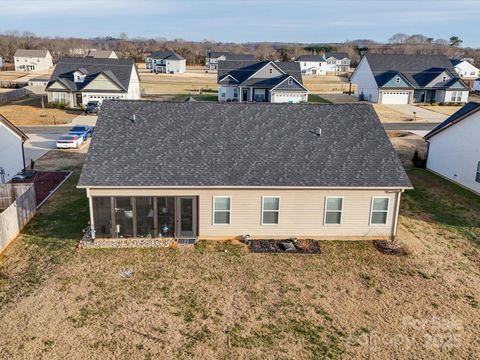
0, 137, 479, 359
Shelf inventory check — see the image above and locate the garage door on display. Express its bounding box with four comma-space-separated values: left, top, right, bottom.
381, 91, 410, 104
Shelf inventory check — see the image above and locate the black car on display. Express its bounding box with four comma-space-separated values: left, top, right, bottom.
85, 101, 100, 115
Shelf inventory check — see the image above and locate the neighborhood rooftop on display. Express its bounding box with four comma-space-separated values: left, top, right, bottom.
365, 53, 464, 88
78, 101, 411, 188
149, 50, 185, 60
47, 57, 135, 91
14, 49, 50, 57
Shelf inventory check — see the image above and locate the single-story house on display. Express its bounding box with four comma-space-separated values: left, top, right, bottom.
425, 102, 480, 195
296, 53, 351, 75
217, 60, 308, 103
351, 54, 469, 104
0, 115, 28, 184
145, 51, 186, 74
86, 50, 118, 59
205, 51, 254, 71
45, 57, 140, 108
14, 49, 53, 72
78, 101, 412, 242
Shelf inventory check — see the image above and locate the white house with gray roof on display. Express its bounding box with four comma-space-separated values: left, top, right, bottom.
86, 50, 118, 59
45, 57, 140, 108
14, 49, 53, 72
296, 53, 350, 75
425, 102, 480, 195
351, 54, 469, 104
205, 51, 254, 71
78, 101, 411, 243
217, 60, 308, 103
145, 51, 186, 74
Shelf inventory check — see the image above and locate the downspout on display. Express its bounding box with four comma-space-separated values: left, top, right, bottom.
21, 139, 27, 171
392, 190, 403, 240
87, 188, 95, 239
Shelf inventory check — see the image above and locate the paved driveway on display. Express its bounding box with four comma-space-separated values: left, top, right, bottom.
383, 104, 447, 122
71, 115, 97, 126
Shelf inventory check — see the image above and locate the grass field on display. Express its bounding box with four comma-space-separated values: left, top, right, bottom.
418, 105, 463, 116
0, 96, 82, 125
0, 138, 479, 359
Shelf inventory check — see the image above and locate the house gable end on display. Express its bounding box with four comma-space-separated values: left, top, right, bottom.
82, 73, 124, 92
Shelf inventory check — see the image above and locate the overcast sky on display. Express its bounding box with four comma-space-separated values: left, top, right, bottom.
0, 0, 479, 47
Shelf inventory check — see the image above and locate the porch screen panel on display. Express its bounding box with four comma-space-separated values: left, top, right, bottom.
136, 197, 155, 237
114, 197, 134, 238
92, 197, 112, 238
157, 197, 175, 237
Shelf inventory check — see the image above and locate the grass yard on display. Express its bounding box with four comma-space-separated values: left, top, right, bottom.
139, 69, 217, 96
373, 104, 415, 122
0, 96, 82, 125
417, 105, 463, 116
0, 139, 480, 359
308, 94, 331, 104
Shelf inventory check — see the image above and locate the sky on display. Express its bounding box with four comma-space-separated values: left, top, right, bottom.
0, 0, 479, 47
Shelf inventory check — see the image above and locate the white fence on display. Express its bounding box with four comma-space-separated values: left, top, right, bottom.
0, 183, 36, 253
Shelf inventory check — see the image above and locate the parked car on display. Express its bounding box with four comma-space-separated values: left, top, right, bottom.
85, 101, 100, 115
56, 134, 83, 149
69, 125, 93, 140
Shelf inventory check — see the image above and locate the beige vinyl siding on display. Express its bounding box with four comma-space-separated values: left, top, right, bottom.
81, 74, 123, 91
87, 188, 402, 240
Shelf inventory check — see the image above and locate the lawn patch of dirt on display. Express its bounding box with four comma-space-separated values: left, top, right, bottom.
0, 96, 82, 125
418, 105, 462, 116
374, 104, 414, 122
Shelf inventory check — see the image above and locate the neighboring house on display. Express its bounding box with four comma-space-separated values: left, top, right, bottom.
296, 53, 351, 75
86, 50, 118, 59
205, 51, 255, 71
451, 59, 480, 89
28, 76, 50, 94
473, 78, 480, 92
78, 101, 411, 242
217, 60, 308, 103
145, 51, 186, 74
0, 115, 28, 184
296, 55, 327, 75
0, 56, 3, 69
425, 102, 480, 195
351, 54, 469, 104
45, 57, 140, 108
14, 49, 53, 72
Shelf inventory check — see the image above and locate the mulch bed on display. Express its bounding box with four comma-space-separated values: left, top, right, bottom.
12, 171, 71, 206
248, 239, 321, 254
373, 240, 409, 256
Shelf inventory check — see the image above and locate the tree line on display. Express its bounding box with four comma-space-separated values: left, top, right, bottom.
0, 31, 478, 67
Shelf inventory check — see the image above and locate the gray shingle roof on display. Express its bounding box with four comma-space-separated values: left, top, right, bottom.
325, 52, 349, 60
296, 55, 326, 62
78, 101, 411, 188
14, 49, 50, 58
46, 57, 135, 92
217, 60, 304, 87
365, 53, 467, 89
149, 50, 184, 60
207, 52, 254, 61
86, 50, 117, 58
425, 102, 480, 138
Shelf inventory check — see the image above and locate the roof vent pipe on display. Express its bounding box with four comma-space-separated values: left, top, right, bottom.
131, 114, 136, 123
310, 127, 321, 136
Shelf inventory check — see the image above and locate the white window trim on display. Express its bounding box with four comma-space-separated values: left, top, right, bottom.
212, 196, 231, 225
369, 196, 390, 226
323, 196, 344, 225
261, 196, 280, 225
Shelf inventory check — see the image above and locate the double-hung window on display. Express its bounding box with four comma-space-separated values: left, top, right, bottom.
324, 197, 343, 224
476, 162, 480, 183
213, 196, 231, 225
370, 197, 390, 225
451, 91, 457, 102
262, 196, 280, 225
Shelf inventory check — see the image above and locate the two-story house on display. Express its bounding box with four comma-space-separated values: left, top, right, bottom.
296, 53, 350, 75
145, 51, 186, 74
350, 54, 469, 104
14, 49, 53, 72
45, 57, 140, 108
205, 51, 255, 71
217, 60, 308, 103
324, 52, 351, 73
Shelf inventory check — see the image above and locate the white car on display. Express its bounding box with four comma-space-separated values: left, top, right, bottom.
56, 134, 83, 149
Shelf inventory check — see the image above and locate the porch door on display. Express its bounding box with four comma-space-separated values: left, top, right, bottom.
76, 93, 83, 107
175, 197, 197, 238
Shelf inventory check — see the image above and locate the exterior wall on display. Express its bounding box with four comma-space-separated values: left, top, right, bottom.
474, 80, 480, 92
0, 124, 24, 183
14, 52, 53, 72
252, 63, 283, 78
127, 65, 141, 100
81, 92, 126, 106
86, 187, 403, 240
454, 61, 479, 79
0, 57, 3, 68
218, 86, 238, 102
444, 90, 469, 104
427, 110, 480, 194
82, 74, 123, 91
165, 59, 186, 73
298, 61, 327, 75
350, 57, 379, 102
47, 91, 74, 107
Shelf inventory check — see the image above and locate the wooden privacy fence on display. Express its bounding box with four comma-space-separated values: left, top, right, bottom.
0, 183, 36, 253
0, 87, 31, 105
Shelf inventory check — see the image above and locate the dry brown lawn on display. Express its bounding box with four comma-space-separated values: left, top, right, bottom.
0, 71, 26, 81
0, 96, 82, 125
139, 69, 217, 96
373, 104, 416, 122
303, 75, 355, 93
0, 138, 479, 359
417, 105, 462, 116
